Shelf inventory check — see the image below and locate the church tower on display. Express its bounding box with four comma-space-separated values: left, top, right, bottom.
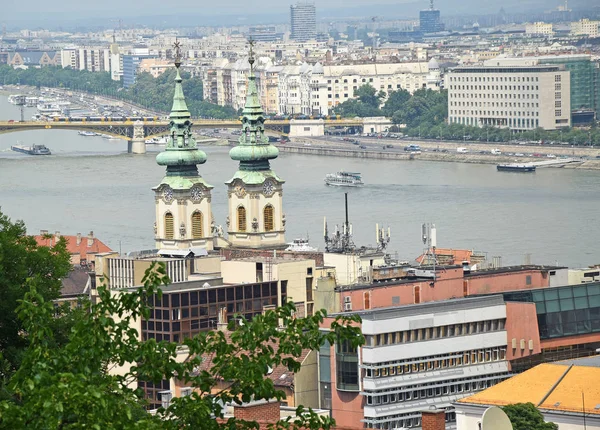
226, 41, 286, 249
154, 41, 214, 251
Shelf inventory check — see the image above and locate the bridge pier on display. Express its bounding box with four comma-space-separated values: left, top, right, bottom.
128, 138, 146, 154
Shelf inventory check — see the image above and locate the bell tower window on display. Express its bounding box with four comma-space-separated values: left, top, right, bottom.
264, 205, 274, 232
164, 212, 174, 239
237, 206, 247, 232
191, 211, 203, 238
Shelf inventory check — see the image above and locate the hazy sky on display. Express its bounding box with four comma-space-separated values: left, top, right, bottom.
0, 0, 570, 28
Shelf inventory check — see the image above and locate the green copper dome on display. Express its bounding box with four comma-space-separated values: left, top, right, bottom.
156, 59, 207, 176
229, 49, 279, 172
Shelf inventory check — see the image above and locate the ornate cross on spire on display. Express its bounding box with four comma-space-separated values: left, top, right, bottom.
248, 38, 255, 69
174, 38, 182, 67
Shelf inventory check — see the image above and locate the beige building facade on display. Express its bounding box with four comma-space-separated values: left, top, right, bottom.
571, 19, 600, 37
447, 65, 571, 131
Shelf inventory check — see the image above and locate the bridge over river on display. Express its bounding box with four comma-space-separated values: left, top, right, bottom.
0, 117, 388, 154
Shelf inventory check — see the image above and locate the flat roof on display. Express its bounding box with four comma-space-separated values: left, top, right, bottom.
332, 294, 506, 320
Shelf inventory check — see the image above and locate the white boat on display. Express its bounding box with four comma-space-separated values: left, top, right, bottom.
285, 238, 318, 252
145, 136, 168, 144
78, 131, 97, 137
324, 171, 364, 187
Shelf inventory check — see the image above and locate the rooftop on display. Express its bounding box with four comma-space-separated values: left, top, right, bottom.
34, 230, 112, 260
458, 359, 600, 416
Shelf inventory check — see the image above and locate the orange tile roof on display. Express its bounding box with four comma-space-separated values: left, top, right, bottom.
458, 362, 600, 415
34, 233, 112, 259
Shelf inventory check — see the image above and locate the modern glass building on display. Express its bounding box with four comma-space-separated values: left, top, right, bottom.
419, 9, 443, 33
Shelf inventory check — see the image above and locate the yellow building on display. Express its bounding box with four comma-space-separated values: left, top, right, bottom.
571, 19, 600, 37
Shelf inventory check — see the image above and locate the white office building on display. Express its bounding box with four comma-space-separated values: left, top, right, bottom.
290, 2, 317, 42
447, 65, 571, 131
323, 295, 512, 429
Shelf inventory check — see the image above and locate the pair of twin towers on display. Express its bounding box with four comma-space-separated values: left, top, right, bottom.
153, 50, 285, 251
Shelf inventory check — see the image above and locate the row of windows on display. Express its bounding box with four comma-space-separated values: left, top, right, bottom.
451, 101, 540, 108
364, 318, 506, 347
450, 85, 540, 91
163, 211, 204, 240
364, 375, 508, 406
235, 205, 274, 232
451, 92, 540, 100
449, 76, 540, 83
364, 346, 507, 379
451, 110, 540, 118
450, 117, 541, 129
365, 410, 456, 429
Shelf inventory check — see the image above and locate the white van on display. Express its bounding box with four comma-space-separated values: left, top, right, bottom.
491, 148, 502, 155
456, 147, 469, 153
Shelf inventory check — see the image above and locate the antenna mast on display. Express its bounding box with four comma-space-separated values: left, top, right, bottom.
421, 223, 437, 281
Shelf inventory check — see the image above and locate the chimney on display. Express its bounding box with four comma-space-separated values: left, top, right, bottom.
233, 400, 281, 422
421, 407, 446, 430
54, 231, 60, 245
40, 229, 48, 236
87, 231, 94, 247
217, 307, 228, 332
76, 233, 82, 246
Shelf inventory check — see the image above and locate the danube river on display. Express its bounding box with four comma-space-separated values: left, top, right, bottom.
1, 95, 599, 267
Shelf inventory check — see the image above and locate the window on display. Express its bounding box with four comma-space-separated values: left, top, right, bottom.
191, 211, 203, 238
237, 206, 247, 232
263, 205, 274, 231
164, 213, 174, 239
526, 275, 532, 285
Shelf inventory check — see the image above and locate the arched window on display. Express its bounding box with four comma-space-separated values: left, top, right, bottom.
164, 212, 174, 239
264, 205, 274, 232
237, 206, 246, 232
191, 211, 203, 238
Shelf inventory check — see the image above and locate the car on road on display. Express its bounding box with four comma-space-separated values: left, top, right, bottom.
404, 144, 421, 152
359, 145, 367, 149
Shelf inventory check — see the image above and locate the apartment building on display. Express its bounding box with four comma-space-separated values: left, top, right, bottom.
290, 2, 317, 42
60, 47, 110, 72
321, 295, 512, 429
571, 18, 600, 37
447, 65, 571, 130
525, 22, 554, 36
202, 60, 436, 116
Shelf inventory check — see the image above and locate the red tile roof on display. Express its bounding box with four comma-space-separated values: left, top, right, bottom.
193, 330, 310, 388
34, 231, 112, 259
415, 248, 475, 265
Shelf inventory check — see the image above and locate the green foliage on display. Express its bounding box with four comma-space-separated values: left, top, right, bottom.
332, 84, 385, 118
503, 403, 558, 430
0, 210, 72, 383
0, 261, 363, 429
381, 89, 410, 117
0, 65, 237, 119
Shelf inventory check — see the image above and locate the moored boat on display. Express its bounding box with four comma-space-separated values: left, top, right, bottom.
496, 164, 536, 172
78, 131, 97, 137
285, 238, 318, 252
324, 171, 364, 187
11, 144, 51, 155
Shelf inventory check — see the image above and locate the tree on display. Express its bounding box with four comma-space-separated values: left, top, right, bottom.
503, 403, 558, 430
0, 210, 72, 382
0, 262, 363, 429
381, 89, 410, 117
354, 84, 382, 109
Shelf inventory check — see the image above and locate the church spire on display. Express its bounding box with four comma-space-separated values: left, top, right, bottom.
156, 39, 206, 176
229, 39, 278, 171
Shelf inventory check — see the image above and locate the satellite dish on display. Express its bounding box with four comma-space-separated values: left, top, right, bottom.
481, 406, 513, 430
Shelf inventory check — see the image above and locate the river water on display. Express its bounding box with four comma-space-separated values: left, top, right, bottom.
1, 94, 598, 267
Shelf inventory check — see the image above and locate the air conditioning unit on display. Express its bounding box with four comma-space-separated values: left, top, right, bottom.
180, 388, 192, 397
528, 340, 534, 351
344, 296, 352, 304
520, 339, 526, 350
344, 302, 352, 311
511, 338, 517, 349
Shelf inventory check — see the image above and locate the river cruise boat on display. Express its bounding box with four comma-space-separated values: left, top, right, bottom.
285, 238, 318, 252
324, 171, 364, 187
78, 131, 97, 137
11, 144, 51, 155
496, 163, 536, 173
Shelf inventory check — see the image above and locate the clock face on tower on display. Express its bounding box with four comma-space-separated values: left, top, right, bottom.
190, 186, 203, 202
262, 180, 275, 197
163, 186, 174, 203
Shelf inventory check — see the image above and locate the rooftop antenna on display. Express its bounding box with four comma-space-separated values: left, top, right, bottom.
421, 223, 437, 281
430, 0, 434, 10
324, 193, 355, 253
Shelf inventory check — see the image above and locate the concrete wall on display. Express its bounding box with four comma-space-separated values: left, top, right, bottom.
289, 119, 325, 137
273, 259, 314, 305
193, 255, 222, 274
221, 260, 257, 284
505, 302, 541, 363
295, 350, 319, 409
